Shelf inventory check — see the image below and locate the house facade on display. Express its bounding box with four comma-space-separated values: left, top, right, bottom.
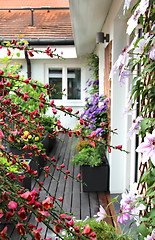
69, 0, 138, 193
0, 0, 90, 129
0, 0, 139, 193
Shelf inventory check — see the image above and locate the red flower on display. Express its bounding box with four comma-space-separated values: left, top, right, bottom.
42, 197, 54, 210
28, 50, 34, 57
52, 107, 57, 114
6, 79, 10, 86
60, 163, 65, 168
0, 226, 7, 240
68, 219, 74, 227
18, 207, 27, 221
7, 48, 11, 56
115, 145, 122, 150
22, 92, 30, 101
58, 197, 63, 202
66, 107, 73, 112
33, 227, 42, 240
39, 102, 44, 110
77, 173, 81, 179
16, 223, 26, 235
50, 100, 54, 106
82, 224, 92, 235
108, 147, 111, 153
8, 201, 18, 210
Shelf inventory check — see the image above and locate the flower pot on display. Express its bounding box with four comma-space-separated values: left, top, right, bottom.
14, 159, 31, 190
42, 134, 49, 155
81, 156, 109, 192
7, 145, 41, 175
48, 134, 56, 153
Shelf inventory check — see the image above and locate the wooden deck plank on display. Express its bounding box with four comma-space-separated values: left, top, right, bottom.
71, 163, 81, 219
89, 192, 99, 218
98, 192, 113, 225
80, 188, 90, 220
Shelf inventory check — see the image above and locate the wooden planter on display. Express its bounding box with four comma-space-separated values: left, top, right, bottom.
81, 156, 109, 192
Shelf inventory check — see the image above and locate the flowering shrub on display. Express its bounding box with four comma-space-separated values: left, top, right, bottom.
76, 140, 93, 152
85, 53, 99, 95
110, 0, 155, 239
59, 216, 132, 240
0, 41, 95, 239
81, 93, 109, 140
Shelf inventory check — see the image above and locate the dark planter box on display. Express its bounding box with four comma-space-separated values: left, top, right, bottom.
7, 145, 42, 175
81, 156, 109, 192
48, 135, 56, 153
42, 134, 49, 155
14, 159, 31, 191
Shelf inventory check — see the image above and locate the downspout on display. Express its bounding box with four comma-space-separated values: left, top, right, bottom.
24, 50, 31, 78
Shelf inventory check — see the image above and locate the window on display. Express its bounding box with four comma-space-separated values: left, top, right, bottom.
49, 68, 62, 99
47, 67, 82, 101
67, 68, 81, 100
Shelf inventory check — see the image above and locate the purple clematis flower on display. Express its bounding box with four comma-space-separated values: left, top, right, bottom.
96, 205, 107, 222
136, 129, 155, 165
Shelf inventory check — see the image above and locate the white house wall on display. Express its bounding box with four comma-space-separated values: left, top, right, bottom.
95, 0, 134, 193
8, 53, 89, 130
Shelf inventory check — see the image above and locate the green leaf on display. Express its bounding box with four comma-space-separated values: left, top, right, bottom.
111, 195, 119, 203
140, 119, 150, 136
148, 190, 155, 197
138, 235, 144, 240
16, 52, 20, 57
138, 223, 148, 237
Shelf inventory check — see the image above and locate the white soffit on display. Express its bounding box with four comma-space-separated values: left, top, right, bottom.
69, 0, 113, 57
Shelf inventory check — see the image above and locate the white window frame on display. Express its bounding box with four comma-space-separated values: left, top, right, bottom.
45, 63, 85, 107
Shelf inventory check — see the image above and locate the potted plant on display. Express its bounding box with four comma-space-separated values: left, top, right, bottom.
7, 130, 46, 175
59, 217, 132, 239
41, 115, 57, 153
71, 141, 109, 192
0, 156, 31, 190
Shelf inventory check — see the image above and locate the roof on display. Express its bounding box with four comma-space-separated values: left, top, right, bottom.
0, 0, 73, 45
0, 0, 69, 8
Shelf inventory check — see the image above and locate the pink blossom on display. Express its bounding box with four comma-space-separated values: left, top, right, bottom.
117, 204, 130, 224
0, 130, 4, 138
135, 33, 151, 55
127, 0, 149, 35
145, 230, 155, 240
136, 129, 155, 165
96, 205, 107, 222
149, 45, 155, 60
123, 0, 131, 14
8, 201, 18, 210
128, 116, 143, 138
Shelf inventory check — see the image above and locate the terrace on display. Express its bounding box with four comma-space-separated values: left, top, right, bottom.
0, 133, 119, 239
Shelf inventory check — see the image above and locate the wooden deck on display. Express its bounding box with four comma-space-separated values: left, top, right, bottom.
0, 133, 118, 239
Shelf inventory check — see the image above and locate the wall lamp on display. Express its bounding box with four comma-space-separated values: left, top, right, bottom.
96, 32, 110, 44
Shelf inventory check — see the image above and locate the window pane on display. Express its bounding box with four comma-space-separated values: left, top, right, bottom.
49, 69, 62, 99
67, 68, 81, 99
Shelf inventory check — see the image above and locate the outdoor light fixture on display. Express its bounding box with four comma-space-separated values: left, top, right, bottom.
96, 32, 110, 44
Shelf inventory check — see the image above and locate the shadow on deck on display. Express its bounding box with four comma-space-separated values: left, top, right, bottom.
0, 133, 119, 239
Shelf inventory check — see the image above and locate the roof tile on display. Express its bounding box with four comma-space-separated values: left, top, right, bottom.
0, 0, 69, 8
0, 9, 73, 40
